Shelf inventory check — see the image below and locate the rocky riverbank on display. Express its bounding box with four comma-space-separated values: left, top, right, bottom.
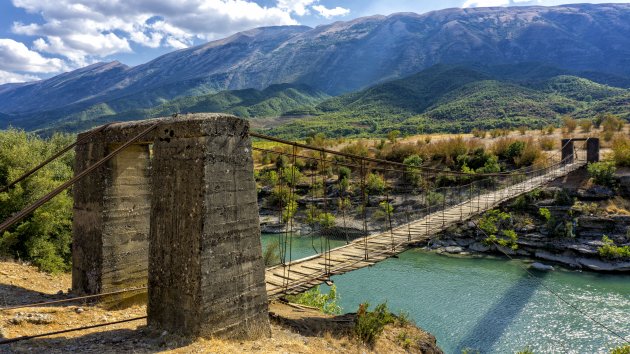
429, 168, 630, 273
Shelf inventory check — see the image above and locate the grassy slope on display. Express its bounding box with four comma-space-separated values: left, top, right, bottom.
263, 66, 629, 138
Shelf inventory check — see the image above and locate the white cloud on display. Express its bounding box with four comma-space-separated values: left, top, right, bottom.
462, 0, 510, 8
0, 38, 67, 73
312, 5, 350, 18
277, 0, 317, 16
0, 70, 40, 84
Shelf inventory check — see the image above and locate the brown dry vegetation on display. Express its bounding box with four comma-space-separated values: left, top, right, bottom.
0, 262, 441, 354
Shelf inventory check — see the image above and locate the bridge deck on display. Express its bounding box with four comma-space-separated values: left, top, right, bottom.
265, 161, 585, 298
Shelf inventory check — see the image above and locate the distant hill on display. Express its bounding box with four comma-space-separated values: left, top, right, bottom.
263, 65, 629, 138
38, 84, 329, 133
3, 3, 630, 131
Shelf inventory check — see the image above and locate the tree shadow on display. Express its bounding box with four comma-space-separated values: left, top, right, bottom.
5, 325, 196, 353
455, 270, 549, 353
0, 283, 68, 307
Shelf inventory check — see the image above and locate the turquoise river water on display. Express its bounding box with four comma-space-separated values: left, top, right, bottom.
261, 234, 630, 353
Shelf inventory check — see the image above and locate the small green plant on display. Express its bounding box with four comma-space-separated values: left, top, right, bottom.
587, 161, 616, 187
479, 210, 518, 250
366, 173, 386, 195
426, 191, 445, 206
539, 207, 551, 222
286, 285, 341, 315
515, 347, 535, 354
354, 302, 395, 346
610, 344, 630, 354
598, 236, 630, 259
396, 331, 413, 349
263, 240, 280, 266
318, 212, 336, 229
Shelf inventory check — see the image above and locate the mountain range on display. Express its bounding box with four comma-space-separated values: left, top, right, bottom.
1, 3, 630, 135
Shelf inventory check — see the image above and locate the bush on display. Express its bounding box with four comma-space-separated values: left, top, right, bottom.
598, 236, 630, 259
611, 135, 630, 167
338, 166, 351, 181
426, 191, 445, 206
539, 136, 556, 151
354, 302, 395, 346
263, 239, 280, 266
366, 173, 386, 195
0, 129, 74, 273
286, 285, 341, 315
579, 119, 593, 133
562, 116, 577, 133
403, 154, 423, 186
479, 210, 518, 249
587, 161, 616, 187
317, 212, 336, 228
472, 128, 486, 138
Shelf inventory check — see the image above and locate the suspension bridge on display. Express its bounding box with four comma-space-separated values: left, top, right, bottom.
251, 134, 591, 298
0, 114, 604, 345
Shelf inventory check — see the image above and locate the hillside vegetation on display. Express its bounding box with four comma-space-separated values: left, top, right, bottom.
263, 65, 630, 138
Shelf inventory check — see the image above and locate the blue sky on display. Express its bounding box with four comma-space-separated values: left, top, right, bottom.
1, 0, 629, 84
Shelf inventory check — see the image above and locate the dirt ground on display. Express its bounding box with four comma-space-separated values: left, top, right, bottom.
0, 261, 441, 354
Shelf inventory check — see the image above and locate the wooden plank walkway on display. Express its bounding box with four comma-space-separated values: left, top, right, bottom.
265, 160, 586, 298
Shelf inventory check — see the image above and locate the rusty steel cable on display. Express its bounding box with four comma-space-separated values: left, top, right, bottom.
0, 121, 160, 235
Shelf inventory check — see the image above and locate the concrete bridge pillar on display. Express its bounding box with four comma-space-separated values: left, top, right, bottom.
587, 138, 600, 163
72, 113, 270, 338
561, 139, 575, 164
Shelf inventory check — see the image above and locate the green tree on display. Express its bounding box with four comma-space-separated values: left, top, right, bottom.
0, 129, 75, 273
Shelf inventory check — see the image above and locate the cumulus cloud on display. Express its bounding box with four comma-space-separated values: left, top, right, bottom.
4, 0, 350, 81
0, 38, 67, 73
312, 5, 350, 18
0, 70, 40, 84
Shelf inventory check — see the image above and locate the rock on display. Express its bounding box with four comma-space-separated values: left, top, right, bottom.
577, 185, 614, 200
531, 262, 555, 271
454, 238, 474, 247
577, 258, 630, 272
469, 242, 490, 252
618, 176, 630, 198
10, 313, 54, 325
444, 246, 463, 253
534, 250, 580, 268
57, 290, 64, 295
75, 307, 84, 314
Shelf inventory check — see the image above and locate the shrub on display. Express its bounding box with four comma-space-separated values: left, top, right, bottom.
587, 161, 616, 187
518, 126, 527, 135
601, 114, 624, 132
317, 212, 336, 228
263, 240, 280, 266
286, 285, 341, 315
562, 116, 577, 133
366, 173, 386, 195
472, 128, 486, 138
403, 154, 423, 186
479, 210, 518, 249
579, 119, 593, 133
598, 235, 630, 259
387, 130, 400, 143
354, 302, 395, 346
544, 125, 555, 135
611, 135, 630, 167
338, 166, 351, 181
281, 166, 303, 186
426, 191, 445, 206
539, 136, 556, 151
340, 140, 369, 157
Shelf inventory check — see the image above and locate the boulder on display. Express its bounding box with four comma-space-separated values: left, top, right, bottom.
577, 185, 614, 200
531, 262, 554, 271
577, 258, 630, 272
618, 176, 630, 198
444, 246, 464, 254
469, 242, 490, 252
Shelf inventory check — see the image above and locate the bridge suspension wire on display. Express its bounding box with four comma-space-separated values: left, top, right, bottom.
471, 220, 629, 346
0, 122, 160, 235
0, 122, 117, 194
0, 316, 147, 345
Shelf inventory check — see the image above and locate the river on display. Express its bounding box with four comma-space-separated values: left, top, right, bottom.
261, 234, 630, 353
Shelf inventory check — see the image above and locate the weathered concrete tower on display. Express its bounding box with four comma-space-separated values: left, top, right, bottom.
72, 113, 270, 338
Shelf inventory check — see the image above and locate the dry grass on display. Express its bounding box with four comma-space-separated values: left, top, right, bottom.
1, 262, 440, 354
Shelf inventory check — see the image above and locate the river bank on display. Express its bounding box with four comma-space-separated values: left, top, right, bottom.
0, 261, 442, 353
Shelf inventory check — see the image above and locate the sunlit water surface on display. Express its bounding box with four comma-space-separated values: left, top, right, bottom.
261, 234, 629, 353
